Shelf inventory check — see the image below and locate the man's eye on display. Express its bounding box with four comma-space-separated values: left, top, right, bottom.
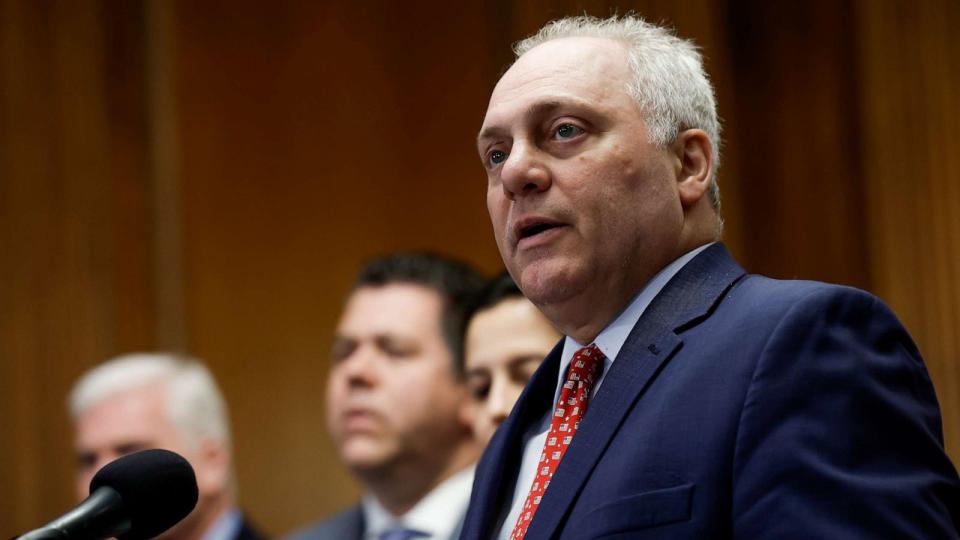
76, 452, 96, 470
469, 383, 490, 401
489, 150, 508, 166
554, 123, 583, 139
383, 346, 412, 358
330, 339, 357, 364
378, 337, 416, 359
466, 374, 491, 400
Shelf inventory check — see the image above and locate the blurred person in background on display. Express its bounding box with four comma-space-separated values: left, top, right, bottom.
462, 272, 561, 445
70, 353, 263, 540
289, 253, 484, 540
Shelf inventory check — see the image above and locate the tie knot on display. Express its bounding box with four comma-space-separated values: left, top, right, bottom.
568, 344, 604, 384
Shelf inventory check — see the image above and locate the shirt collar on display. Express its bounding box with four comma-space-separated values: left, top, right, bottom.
199, 508, 242, 540
361, 465, 475, 539
557, 242, 714, 390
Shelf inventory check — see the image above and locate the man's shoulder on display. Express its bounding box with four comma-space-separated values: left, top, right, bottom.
728, 273, 884, 316
284, 505, 364, 540
711, 274, 920, 362
681, 272, 912, 355
658, 243, 884, 330
737, 273, 867, 298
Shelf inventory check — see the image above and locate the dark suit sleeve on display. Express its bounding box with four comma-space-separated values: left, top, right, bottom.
731, 287, 959, 538
282, 506, 365, 540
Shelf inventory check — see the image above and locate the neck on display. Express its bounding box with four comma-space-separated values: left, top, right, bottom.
364, 439, 477, 516
544, 277, 646, 344
545, 234, 716, 344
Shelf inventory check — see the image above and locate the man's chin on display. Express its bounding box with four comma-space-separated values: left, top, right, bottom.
515, 259, 581, 307
339, 440, 394, 474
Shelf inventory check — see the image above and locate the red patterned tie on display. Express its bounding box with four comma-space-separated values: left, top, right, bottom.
510, 344, 605, 539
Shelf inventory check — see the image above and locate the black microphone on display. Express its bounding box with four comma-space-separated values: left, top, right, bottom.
17, 449, 199, 540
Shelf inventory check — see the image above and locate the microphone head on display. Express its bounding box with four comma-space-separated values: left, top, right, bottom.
90, 449, 199, 540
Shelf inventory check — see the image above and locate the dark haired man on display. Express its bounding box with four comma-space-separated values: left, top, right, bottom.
290, 253, 484, 540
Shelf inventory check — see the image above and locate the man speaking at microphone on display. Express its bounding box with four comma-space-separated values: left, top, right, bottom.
69, 353, 263, 540
462, 14, 959, 539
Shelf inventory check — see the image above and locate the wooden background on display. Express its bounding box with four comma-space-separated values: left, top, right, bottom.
1, 0, 957, 536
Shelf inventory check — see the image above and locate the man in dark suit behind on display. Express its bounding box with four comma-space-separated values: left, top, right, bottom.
463, 14, 960, 539
290, 253, 484, 539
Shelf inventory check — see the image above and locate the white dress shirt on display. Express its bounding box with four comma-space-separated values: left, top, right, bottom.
200, 508, 243, 540
362, 465, 476, 540
496, 243, 713, 539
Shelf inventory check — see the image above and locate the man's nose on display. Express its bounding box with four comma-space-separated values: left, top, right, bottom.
500, 143, 551, 200
340, 347, 380, 388
486, 376, 515, 427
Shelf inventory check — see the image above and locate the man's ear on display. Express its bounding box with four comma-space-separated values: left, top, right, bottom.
672, 129, 713, 209
193, 438, 231, 494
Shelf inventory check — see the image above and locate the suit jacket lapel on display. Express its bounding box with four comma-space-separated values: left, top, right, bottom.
526, 243, 746, 538
344, 506, 366, 539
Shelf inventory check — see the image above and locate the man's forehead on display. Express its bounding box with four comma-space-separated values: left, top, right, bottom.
346, 283, 443, 310
480, 37, 631, 136
498, 38, 627, 89
339, 283, 444, 334
75, 386, 171, 443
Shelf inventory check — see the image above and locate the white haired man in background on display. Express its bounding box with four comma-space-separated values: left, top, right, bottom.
69, 353, 263, 540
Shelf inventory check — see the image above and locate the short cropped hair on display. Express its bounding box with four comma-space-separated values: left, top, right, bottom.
353, 252, 484, 374
69, 353, 232, 449
457, 271, 524, 371
466, 271, 523, 321
514, 14, 722, 212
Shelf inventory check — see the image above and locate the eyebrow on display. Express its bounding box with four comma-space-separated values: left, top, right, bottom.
508, 354, 545, 369
476, 100, 568, 145
464, 367, 490, 379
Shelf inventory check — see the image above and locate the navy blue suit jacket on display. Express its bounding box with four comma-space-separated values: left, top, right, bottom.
287, 503, 466, 540
286, 504, 366, 540
285, 505, 364, 540
460, 244, 959, 539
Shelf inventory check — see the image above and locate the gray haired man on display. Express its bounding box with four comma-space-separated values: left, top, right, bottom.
70, 353, 263, 540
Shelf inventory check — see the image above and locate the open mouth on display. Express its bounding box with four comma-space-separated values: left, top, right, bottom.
519, 221, 560, 240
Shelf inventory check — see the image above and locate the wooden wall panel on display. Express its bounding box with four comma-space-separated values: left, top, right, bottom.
855, 0, 960, 462
726, 0, 871, 288
172, 2, 507, 533
0, 1, 155, 535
